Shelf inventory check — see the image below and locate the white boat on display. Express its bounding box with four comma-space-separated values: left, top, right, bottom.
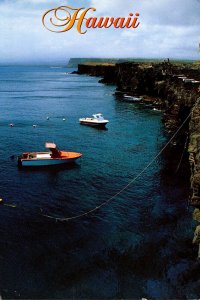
79, 113, 109, 127
18, 142, 82, 167
123, 95, 142, 102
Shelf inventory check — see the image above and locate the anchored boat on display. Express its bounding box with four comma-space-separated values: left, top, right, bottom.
123, 95, 142, 102
18, 142, 82, 167
79, 113, 109, 127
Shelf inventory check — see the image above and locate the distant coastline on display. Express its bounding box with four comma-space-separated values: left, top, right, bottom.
67, 57, 198, 68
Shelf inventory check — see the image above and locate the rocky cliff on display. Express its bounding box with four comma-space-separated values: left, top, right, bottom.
77, 61, 200, 255
115, 62, 199, 135
76, 63, 116, 84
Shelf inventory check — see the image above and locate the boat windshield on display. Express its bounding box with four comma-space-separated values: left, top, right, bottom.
45, 142, 60, 157
93, 114, 104, 120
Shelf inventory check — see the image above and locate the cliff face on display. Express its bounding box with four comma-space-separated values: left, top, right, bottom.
189, 101, 200, 207
76, 63, 116, 84
188, 100, 200, 258
115, 62, 199, 135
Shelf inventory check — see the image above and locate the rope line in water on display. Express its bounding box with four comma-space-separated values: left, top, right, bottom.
42, 98, 200, 222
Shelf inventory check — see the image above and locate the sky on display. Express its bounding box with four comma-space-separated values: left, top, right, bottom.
0, 0, 199, 64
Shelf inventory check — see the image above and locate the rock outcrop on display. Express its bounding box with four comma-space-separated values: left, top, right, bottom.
76, 63, 116, 85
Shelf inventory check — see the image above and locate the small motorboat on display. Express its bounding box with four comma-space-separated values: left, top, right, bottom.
18, 142, 82, 167
123, 95, 142, 102
79, 113, 109, 127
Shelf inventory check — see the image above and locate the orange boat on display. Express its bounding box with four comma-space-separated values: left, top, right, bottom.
18, 142, 82, 167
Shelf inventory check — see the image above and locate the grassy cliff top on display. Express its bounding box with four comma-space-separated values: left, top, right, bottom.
67, 57, 198, 68
80, 62, 116, 66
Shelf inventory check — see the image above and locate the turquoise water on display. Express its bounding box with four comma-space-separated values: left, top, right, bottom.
0, 66, 196, 299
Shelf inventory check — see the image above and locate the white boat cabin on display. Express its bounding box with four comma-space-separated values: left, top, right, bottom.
92, 113, 105, 121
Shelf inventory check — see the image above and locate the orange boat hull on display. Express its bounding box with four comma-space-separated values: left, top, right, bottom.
18, 151, 82, 167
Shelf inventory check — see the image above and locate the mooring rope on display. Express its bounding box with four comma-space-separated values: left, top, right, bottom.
42, 98, 200, 222
175, 134, 189, 173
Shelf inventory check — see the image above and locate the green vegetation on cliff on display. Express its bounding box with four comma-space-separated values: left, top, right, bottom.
67, 58, 197, 68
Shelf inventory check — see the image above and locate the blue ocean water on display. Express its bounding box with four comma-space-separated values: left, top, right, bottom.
0, 65, 197, 299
